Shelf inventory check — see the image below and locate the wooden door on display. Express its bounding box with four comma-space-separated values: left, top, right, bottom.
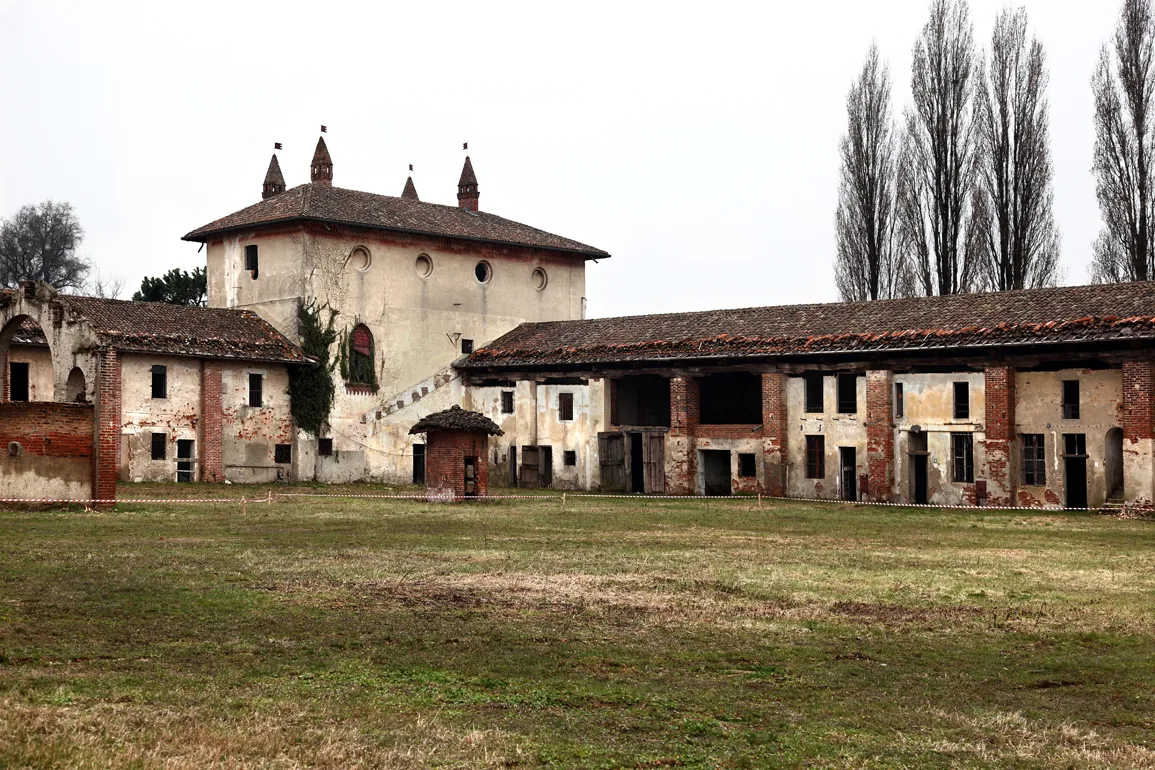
643, 432, 665, 494
520, 446, 540, 488
598, 433, 626, 492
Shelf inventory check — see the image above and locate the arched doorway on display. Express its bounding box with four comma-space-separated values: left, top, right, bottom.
1105, 428, 1124, 501
0, 315, 55, 402
66, 367, 87, 403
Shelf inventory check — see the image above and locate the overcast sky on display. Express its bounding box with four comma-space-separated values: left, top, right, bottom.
0, 0, 1122, 318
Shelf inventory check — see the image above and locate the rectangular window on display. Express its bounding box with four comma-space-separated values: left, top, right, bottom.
805, 374, 824, 413
1023, 434, 1046, 486
8, 362, 29, 402
274, 444, 292, 464
954, 382, 970, 420
413, 444, 425, 484
837, 374, 858, 415
895, 382, 904, 418
248, 373, 263, 407
1063, 433, 1087, 457
951, 433, 974, 483
244, 244, 259, 276
151, 365, 167, 399
564, 450, 577, 466
1062, 380, 1080, 420
738, 453, 757, 478
151, 432, 167, 461
501, 390, 514, 414
318, 438, 333, 457
558, 392, 574, 421
805, 435, 825, 479
461, 339, 474, 354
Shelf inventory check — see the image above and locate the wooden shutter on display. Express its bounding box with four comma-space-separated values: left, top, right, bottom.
598, 433, 626, 492
520, 446, 540, 488
643, 432, 665, 494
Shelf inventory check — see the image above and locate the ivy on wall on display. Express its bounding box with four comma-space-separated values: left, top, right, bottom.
289, 299, 339, 437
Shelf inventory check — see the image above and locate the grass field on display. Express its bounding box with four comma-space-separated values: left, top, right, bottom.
1, 485, 1154, 768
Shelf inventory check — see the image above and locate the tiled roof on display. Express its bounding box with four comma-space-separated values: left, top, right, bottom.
460, 283, 1155, 369
11, 317, 46, 345
458, 156, 478, 187
61, 296, 307, 363
409, 405, 504, 435
182, 182, 609, 258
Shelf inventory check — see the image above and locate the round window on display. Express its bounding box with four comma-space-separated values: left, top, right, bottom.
531, 267, 548, 291
349, 247, 371, 272
415, 254, 434, 278
475, 261, 492, 284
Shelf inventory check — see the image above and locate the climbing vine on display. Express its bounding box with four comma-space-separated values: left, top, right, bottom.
289, 299, 339, 437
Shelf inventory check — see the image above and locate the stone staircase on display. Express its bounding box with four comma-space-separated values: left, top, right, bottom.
1098, 495, 1127, 515
362, 361, 462, 422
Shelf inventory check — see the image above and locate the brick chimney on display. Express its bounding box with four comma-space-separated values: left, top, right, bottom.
262, 154, 286, 199
310, 136, 333, 186
457, 156, 479, 211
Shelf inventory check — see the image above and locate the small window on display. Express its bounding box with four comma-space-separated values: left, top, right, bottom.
413, 444, 426, 484
151, 432, 167, 461
954, 382, 970, 420
738, 453, 757, 478
244, 244, 259, 277
348, 325, 375, 386
1062, 380, 1080, 420
532, 267, 548, 291
475, 261, 492, 284
249, 373, 264, 407
805, 435, 825, 479
274, 444, 292, 464
558, 392, 574, 421
151, 365, 167, 399
415, 254, 434, 278
895, 383, 904, 418
564, 450, 577, 466
837, 374, 858, 415
951, 433, 974, 483
318, 438, 333, 457
805, 374, 824, 413
501, 391, 514, 414
1063, 433, 1087, 457
1023, 434, 1046, 486
461, 339, 474, 354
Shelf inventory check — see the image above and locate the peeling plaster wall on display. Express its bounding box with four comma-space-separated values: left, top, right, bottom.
785, 375, 867, 500
693, 438, 764, 495
8, 345, 54, 402
119, 354, 203, 483
221, 363, 294, 483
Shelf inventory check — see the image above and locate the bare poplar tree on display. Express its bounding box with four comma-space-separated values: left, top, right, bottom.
974, 7, 1061, 291
1091, 0, 1155, 283
834, 44, 902, 301
897, 0, 980, 296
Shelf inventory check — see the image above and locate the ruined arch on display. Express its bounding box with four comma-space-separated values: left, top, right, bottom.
66, 367, 88, 402
0, 314, 55, 402
0, 282, 99, 404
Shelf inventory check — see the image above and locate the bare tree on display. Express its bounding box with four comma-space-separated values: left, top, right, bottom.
88, 270, 127, 300
0, 201, 91, 291
1091, 0, 1155, 283
834, 44, 903, 301
898, 0, 980, 296
974, 7, 1062, 291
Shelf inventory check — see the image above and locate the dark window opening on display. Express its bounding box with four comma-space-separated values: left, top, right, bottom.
8, 362, 29, 402
837, 374, 859, 415
151, 432, 166, 461
1062, 380, 1080, 420
413, 444, 426, 485
318, 438, 333, 457
616, 375, 671, 427
954, 382, 970, 420
249, 373, 263, 407
805, 374, 824, 413
244, 244, 259, 278
461, 339, 474, 354
700, 372, 762, 424
151, 365, 167, 399
1063, 433, 1087, 457
564, 450, 577, 466
501, 390, 514, 414
738, 453, 757, 478
895, 383, 904, 418
176, 439, 195, 483
1023, 434, 1046, 486
558, 392, 574, 421
951, 433, 974, 483
805, 435, 825, 479
348, 325, 375, 385
274, 444, 292, 464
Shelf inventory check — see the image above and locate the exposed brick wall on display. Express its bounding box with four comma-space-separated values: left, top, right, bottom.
0, 402, 94, 456
2, 348, 8, 402
1122, 360, 1154, 443
983, 366, 1016, 505
865, 370, 894, 502
94, 349, 121, 505
697, 425, 764, 439
201, 360, 224, 483
424, 429, 491, 501
762, 372, 786, 496
669, 377, 699, 436
667, 377, 700, 494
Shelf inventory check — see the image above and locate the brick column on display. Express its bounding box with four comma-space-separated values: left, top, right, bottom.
762, 372, 786, 496
667, 376, 700, 494
2, 347, 8, 402
1122, 360, 1155, 504
983, 366, 1016, 505
93, 348, 121, 507
865, 370, 894, 502
201, 360, 224, 483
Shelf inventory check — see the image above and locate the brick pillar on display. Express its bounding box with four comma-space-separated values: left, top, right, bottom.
865, 370, 894, 502
983, 366, 1016, 505
93, 349, 121, 507
762, 372, 786, 496
667, 376, 700, 494
201, 360, 224, 483
2, 347, 8, 402
1122, 360, 1155, 504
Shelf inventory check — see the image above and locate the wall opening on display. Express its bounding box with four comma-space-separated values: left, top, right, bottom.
1, 315, 54, 403
699, 373, 761, 425
701, 450, 732, 496
66, 367, 87, 403
1105, 427, 1124, 500
616, 375, 671, 427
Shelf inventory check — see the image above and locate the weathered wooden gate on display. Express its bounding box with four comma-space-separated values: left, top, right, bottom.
598, 433, 626, 491
643, 432, 665, 494
519, 446, 540, 488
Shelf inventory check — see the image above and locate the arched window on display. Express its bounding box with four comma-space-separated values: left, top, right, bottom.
348, 324, 375, 386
